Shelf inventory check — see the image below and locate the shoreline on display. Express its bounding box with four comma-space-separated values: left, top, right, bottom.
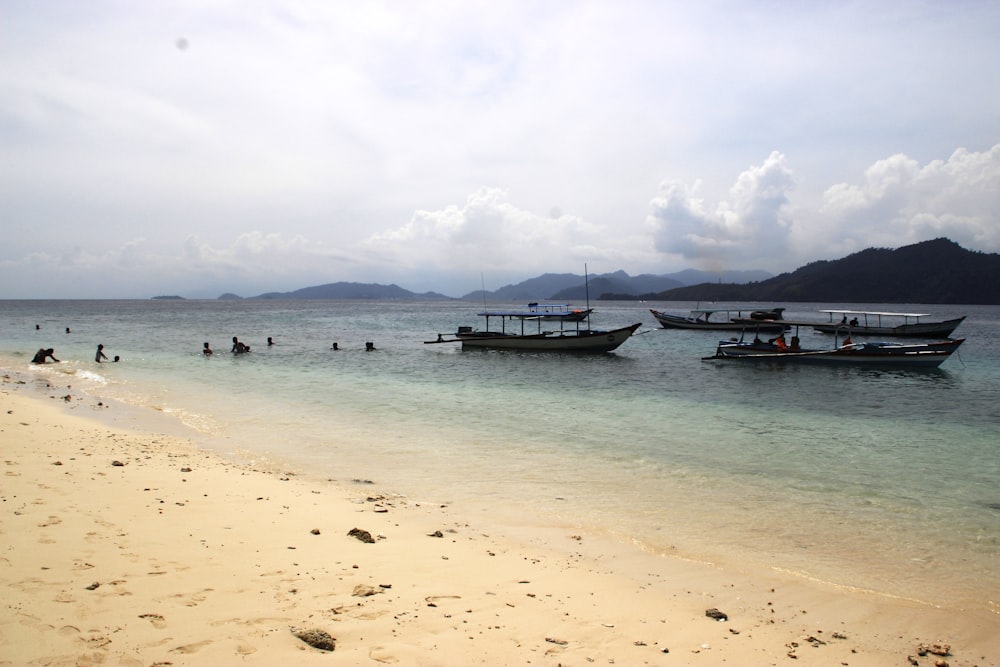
2, 374, 998, 666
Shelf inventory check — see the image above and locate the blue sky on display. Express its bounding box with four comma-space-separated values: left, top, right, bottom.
2, 1, 999, 298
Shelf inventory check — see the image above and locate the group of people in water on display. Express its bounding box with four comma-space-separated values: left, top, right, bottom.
31, 343, 119, 364
200, 336, 377, 356
31, 327, 377, 365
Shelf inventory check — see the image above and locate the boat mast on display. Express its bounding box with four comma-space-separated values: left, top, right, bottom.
584, 263, 591, 331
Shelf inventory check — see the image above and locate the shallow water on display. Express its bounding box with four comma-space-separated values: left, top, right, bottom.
2, 299, 998, 612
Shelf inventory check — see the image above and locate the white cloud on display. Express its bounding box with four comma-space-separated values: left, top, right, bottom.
358, 187, 606, 280
647, 152, 796, 269
1, 2, 999, 297
814, 144, 1000, 256
644, 145, 1000, 273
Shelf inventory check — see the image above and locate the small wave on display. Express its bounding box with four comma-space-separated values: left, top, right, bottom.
73, 369, 109, 385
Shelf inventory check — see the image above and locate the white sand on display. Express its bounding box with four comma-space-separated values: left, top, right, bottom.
2, 378, 997, 666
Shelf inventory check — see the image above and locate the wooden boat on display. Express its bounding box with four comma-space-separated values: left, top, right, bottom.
428, 265, 639, 352
707, 335, 964, 368
426, 309, 641, 353
650, 307, 787, 332
810, 310, 965, 338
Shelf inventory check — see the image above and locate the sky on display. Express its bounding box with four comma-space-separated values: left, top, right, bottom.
2, 1, 999, 299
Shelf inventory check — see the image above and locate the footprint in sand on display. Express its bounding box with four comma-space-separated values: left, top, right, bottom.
169, 639, 213, 654
139, 613, 167, 629
235, 643, 257, 655
170, 588, 214, 607
38, 515, 62, 527
368, 646, 400, 663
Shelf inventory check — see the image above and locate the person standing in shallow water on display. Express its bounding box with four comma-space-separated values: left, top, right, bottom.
32, 348, 59, 363
203, 342, 213, 356
95, 344, 109, 363
231, 336, 249, 353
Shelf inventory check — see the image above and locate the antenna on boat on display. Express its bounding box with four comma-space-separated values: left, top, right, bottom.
584, 263, 592, 330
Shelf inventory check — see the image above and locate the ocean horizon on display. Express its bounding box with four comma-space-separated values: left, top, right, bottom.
2, 298, 997, 616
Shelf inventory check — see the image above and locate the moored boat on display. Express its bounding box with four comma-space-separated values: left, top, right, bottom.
426, 308, 641, 353
650, 307, 787, 332
810, 310, 965, 338
707, 335, 964, 368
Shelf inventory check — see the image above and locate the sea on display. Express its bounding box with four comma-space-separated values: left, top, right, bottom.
2, 299, 998, 614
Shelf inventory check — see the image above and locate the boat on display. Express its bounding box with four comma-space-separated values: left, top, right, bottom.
650, 307, 787, 332
427, 307, 641, 352
706, 334, 964, 368
809, 310, 965, 338
427, 265, 640, 353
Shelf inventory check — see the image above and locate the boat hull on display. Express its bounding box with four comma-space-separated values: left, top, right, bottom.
812, 316, 965, 338
456, 323, 642, 353
650, 309, 786, 332
710, 338, 964, 368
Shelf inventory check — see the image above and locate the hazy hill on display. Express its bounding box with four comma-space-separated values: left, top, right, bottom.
462, 269, 770, 301
638, 238, 1000, 304
251, 282, 451, 300
208, 238, 998, 304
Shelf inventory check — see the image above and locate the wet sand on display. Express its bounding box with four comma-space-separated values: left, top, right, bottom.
1, 378, 997, 666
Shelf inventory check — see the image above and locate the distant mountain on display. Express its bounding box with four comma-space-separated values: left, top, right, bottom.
250, 282, 451, 300
668, 268, 774, 285
635, 238, 1000, 304
461, 269, 768, 301
205, 238, 996, 304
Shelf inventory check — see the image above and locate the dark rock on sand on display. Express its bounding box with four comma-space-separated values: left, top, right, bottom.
705, 608, 728, 621
291, 627, 336, 651
348, 527, 375, 543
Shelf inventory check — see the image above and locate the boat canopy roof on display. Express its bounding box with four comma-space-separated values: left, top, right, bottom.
819, 309, 930, 317
690, 307, 760, 315
478, 309, 587, 318
479, 303, 590, 318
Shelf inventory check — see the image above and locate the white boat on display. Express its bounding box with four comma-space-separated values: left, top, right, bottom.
810, 310, 965, 338
650, 307, 787, 332
427, 308, 640, 352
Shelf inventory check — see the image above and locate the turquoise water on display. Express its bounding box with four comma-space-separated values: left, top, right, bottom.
2, 299, 998, 612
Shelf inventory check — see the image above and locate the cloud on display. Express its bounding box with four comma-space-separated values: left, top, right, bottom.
815, 144, 1000, 256
645, 145, 1000, 271
1, 3, 999, 297
647, 152, 796, 269
0, 233, 358, 298
358, 187, 609, 279
4, 142, 996, 299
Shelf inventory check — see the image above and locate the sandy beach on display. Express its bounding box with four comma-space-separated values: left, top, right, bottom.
1, 377, 997, 667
